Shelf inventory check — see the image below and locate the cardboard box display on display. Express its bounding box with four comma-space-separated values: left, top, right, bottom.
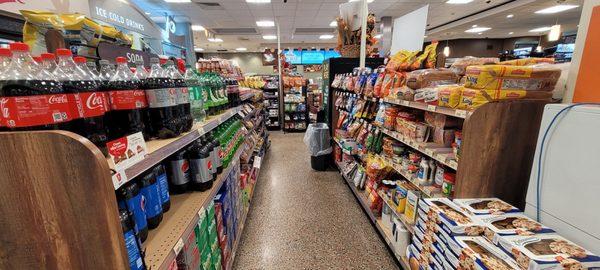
405, 189, 421, 223
453, 236, 520, 270
453, 198, 520, 215
478, 213, 555, 243
496, 234, 600, 270
419, 198, 485, 236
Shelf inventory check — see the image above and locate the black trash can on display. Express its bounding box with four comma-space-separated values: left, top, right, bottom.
311, 153, 330, 171
303, 123, 332, 171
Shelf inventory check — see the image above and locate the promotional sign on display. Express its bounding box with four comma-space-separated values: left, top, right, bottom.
262, 48, 278, 66
301, 50, 325, 65
283, 49, 301, 65
0, 0, 90, 15
391, 5, 429, 54
97, 41, 159, 66
107, 132, 148, 189
89, 0, 163, 40
324, 50, 341, 60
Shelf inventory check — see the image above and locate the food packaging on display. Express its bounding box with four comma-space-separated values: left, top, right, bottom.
418, 198, 485, 237
404, 189, 421, 223
499, 58, 555, 66
21, 10, 65, 54
424, 111, 461, 129
464, 65, 561, 92
450, 57, 499, 75
442, 172, 456, 197
496, 234, 600, 270
391, 215, 411, 255
437, 85, 464, 108
457, 88, 553, 110
453, 198, 520, 215
479, 213, 555, 243
432, 128, 456, 147
451, 236, 520, 270
61, 14, 103, 47
406, 69, 459, 90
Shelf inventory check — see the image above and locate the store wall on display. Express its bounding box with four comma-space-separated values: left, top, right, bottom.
427, 34, 558, 58
203, 52, 275, 75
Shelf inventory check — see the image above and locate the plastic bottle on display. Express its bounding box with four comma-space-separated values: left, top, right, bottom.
433, 164, 444, 188
117, 182, 148, 242
417, 158, 430, 185
139, 170, 163, 229
98, 59, 114, 87
118, 209, 144, 270
187, 140, 213, 191
145, 58, 178, 139
210, 131, 223, 174
0, 48, 11, 73
152, 164, 170, 212
184, 65, 206, 123
0, 42, 71, 130
165, 60, 192, 133
40, 53, 56, 73
166, 149, 190, 194
106, 57, 148, 140
133, 59, 148, 81
203, 135, 218, 180
85, 61, 102, 83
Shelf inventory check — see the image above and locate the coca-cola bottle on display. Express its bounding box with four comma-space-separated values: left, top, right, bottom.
164, 60, 192, 133
105, 57, 148, 140
53, 49, 109, 150
0, 48, 11, 73
40, 53, 56, 73
85, 61, 102, 83
145, 58, 178, 139
0, 42, 72, 130
98, 60, 115, 87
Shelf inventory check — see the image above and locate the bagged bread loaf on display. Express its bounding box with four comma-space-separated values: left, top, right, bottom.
457, 88, 553, 110
437, 85, 463, 109
406, 69, 458, 90
499, 57, 555, 66
464, 64, 561, 92
450, 57, 499, 75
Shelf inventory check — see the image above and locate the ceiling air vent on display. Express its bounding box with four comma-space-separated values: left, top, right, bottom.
192, 2, 225, 10
294, 28, 335, 35
212, 28, 258, 35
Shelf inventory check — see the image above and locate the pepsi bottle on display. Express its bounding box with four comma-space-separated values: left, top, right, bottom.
166, 149, 190, 194
139, 170, 163, 229
117, 181, 148, 242
144, 58, 178, 139
119, 209, 144, 270
187, 140, 213, 191
153, 164, 170, 212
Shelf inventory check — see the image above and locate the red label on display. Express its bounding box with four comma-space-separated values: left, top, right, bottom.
68, 92, 108, 118
107, 136, 129, 157
207, 160, 213, 170
0, 94, 73, 128
181, 160, 189, 172
219, 149, 224, 159
107, 90, 148, 110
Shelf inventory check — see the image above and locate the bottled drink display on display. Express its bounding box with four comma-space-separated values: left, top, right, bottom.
164, 60, 193, 133
117, 181, 148, 242
187, 140, 213, 191
139, 170, 163, 229
144, 58, 178, 139
105, 57, 148, 140
166, 149, 190, 194
184, 65, 206, 123
0, 48, 10, 72
0, 42, 72, 131
40, 53, 56, 72
85, 61, 102, 83
153, 164, 171, 212
225, 77, 240, 107
98, 59, 115, 86
119, 209, 144, 270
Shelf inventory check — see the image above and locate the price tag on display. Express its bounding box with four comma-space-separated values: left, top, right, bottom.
455, 110, 468, 118
425, 149, 435, 157
401, 100, 410, 106
111, 169, 128, 190
449, 160, 459, 169
427, 105, 437, 112
173, 238, 184, 254
253, 156, 262, 169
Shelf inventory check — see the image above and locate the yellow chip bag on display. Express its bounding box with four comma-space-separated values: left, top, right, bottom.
21, 10, 64, 54
100, 25, 120, 43
61, 14, 103, 46
437, 85, 463, 108
117, 32, 133, 47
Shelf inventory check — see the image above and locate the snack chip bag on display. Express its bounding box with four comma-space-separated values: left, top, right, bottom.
437, 85, 463, 108
21, 10, 65, 54
100, 25, 121, 44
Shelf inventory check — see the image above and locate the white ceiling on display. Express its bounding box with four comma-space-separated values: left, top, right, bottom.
135, 0, 585, 52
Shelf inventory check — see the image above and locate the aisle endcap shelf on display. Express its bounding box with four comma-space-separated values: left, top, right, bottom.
382, 97, 471, 119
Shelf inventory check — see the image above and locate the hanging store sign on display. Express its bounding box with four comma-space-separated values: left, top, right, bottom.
88, 0, 163, 40
97, 42, 159, 66
0, 0, 90, 16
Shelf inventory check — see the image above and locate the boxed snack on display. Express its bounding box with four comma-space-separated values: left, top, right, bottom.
464, 65, 561, 92
450, 57, 500, 75
453, 198, 520, 215
456, 88, 553, 110
453, 236, 520, 270
497, 234, 600, 270
407, 69, 459, 90
479, 213, 555, 243
418, 198, 485, 236
499, 58, 555, 66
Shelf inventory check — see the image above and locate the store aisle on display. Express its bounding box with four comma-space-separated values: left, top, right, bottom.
234, 132, 399, 269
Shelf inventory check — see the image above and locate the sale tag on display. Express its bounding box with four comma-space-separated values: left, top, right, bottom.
455, 110, 468, 118
111, 168, 128, 190
427, 105, 437, 112
173, 238, 184, 254
449, 160, 459, 169
401, 100, 410, 106
425, 149, 435, 157
253, 156, 262, 169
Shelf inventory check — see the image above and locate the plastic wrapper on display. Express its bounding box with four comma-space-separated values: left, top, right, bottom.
411, 42, 438, 70
21, 10, 64, 54
61, 14, 103, 55
374, 103, 387, 126
499, 57, 555, 66
380, 73, 394, 98
364, 71, 378, 97
464, 64, 561, 91
395, 86, 416, 101
425, 42, 439, 69
450, 57, 499, 75
383, 106, 399, 130
406, 69, 459, 90
303, 123, 332, 156
437, 85, 463, 108
387, 50, 420, 72
373, 72, 385, 97
100, 25, 121, 44
424, 111, 460, 128
457, 88, 553, 110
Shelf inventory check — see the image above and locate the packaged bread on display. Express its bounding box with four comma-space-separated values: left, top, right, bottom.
406, 69, 458, 90
437, 85, 463, 108
499, 58, 555, 66
410, 42, 438, 70
457, 88, 553, 110
465, 64, 561, 91
21, 10, 65, 54
450, 57, 499, 75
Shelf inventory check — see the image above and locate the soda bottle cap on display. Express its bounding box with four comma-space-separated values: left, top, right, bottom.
41, 53, 55, 60
116, 57, 127, 64
9, 42, 29, 52
73, 56, 86, 64
0, 48, 12, 57
55, 48, 72, 56
33, 56, 43, 63
159, 58, 167, 65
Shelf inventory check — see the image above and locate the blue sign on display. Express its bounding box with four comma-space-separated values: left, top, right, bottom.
324, 50, 341, 60
284, 49, 302, 64
301, 50, 324, 65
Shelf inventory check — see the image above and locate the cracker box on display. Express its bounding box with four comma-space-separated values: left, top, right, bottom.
496, 234, 600, 270
453, 198, 520, 215
478, 213, 555, 243
419, 198, 485, 236
454, 236, 520, 270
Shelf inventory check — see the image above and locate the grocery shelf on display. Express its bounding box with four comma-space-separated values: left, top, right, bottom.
382, 97, 471, 119
377, 154, 444, 198
378, 126, 459, 170
240, 92, 255, 101
376, 190, 416, 235
121, 106, 242, 182
336, 161, 410, 270
143, 145, 245, 270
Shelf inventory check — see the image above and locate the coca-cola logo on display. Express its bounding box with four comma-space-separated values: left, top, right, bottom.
0, 98, 9, 118
133, 90, 146, 97
48, 95, 68, 104
86, 92, 105, 110
169, 89, 177, 95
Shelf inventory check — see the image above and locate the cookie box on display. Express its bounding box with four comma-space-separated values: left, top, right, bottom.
419, 198, 485, 236
438, 225, 462, 258
453, 198, 520, 215
478, 213, 555, 243
444, 246, 460, 269
496, 234, 600, 270
432, 240, 446, 266
454, 236, 520, 270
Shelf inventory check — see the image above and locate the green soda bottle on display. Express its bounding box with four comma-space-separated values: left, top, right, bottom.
184, 65, 206, 123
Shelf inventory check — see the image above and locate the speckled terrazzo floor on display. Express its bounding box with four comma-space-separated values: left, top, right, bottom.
233, 132, 399, 270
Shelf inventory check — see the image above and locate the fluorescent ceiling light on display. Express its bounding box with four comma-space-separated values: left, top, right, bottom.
465, 27, 491, 33
145, 12, 151, 15
263, 35, 277, 40
477, 32, 482, 35
529, 26, 552, 32
319, 34, 334, 39
246, 0, 270, 3
236, 47, 247, 51
194, 47, 204, 52
535, 5, 578, 14
374, 34, 382, 39
164, 0, 191, 3
208, 38, 223, 42
506, 14, 514, 18
256, 20, 275, 27
508, 32, 514, 35
191, 25, 205, 31
330, 21, 337, 27
446, 0, 473, 4
349, 0, 374, 3
472, 25, 477, 28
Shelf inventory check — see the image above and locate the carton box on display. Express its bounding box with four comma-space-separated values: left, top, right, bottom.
419, 198, 485, 237
478, 213, 555, 243
452, 236, 520, 270
496, 234, 600, 270
453, 198, 520, 215
405, 189, 421, 223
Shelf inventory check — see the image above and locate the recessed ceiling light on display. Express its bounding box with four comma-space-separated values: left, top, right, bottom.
246, 0, 270, 3
320, 34, 334, 39
529, 26, 552, 32
164, 0, 191, 3
145, 12, 151, 15
256, 20, 275, 27
208, 38, 223, 42
472, 25, 477, 28
330, 21, 337, 27
194, 47, 204, 52
535, 4, 578, 14
465, 27, 491, 33
374, 34, 382, 39
508, 32, 514, 35
236, 47, 247, 51
263, 35, 277, 40
446, 0, 473, 4
506, 14, 514, 18
191, 25, 205, 31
